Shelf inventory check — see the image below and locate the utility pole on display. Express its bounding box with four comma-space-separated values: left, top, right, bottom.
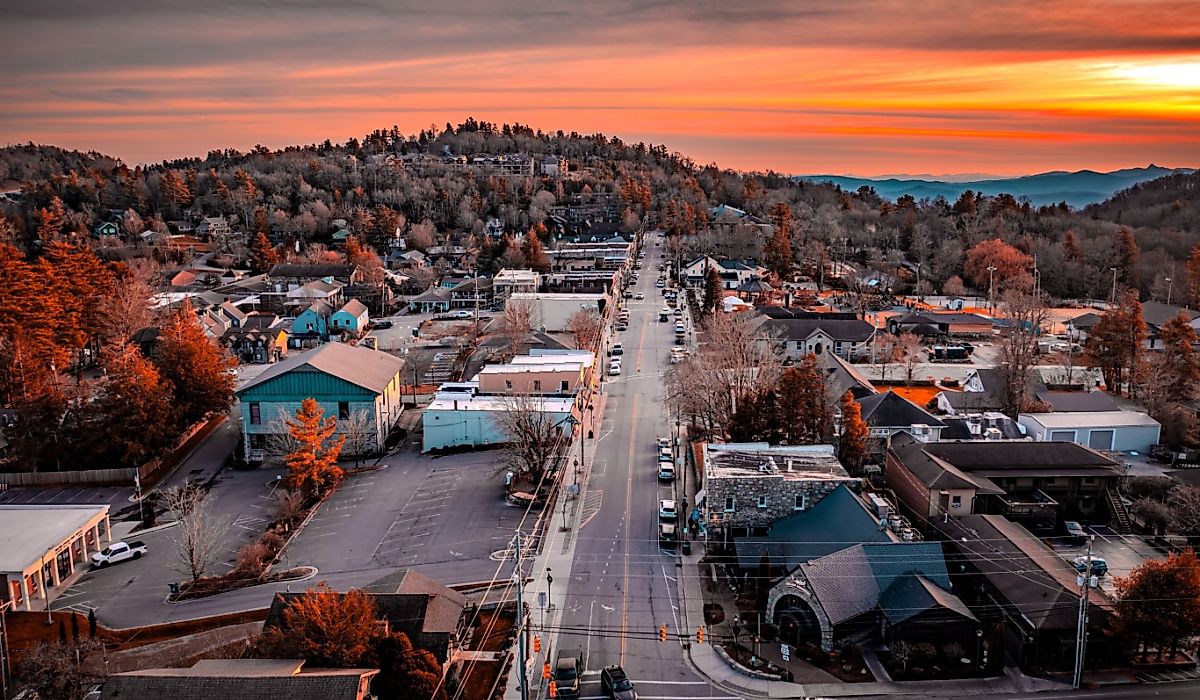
513, 532, 529, 700
986, 265, 997, 315
1073, 535, 1097, 689
1109, 267, 1119, 306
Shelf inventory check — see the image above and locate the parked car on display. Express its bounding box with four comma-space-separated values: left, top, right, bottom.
659, 499, 677, 520
623, 290, 634, 299
658, 447, 673, 463
554, 650, 583, 699
91, 541, 147, 568
673, 308, 683, 318
659, 522, 678, 546
608, 360, 622, 376
450, 310, 474, 319
616, 322, 628, 332
656, 279, 666, 288
1072, 556, 1109, 576
659, 308, 670, 321
373, 320, 394, 329
610, 343, 624, 356
1064, 521, 1087, 544
658, 462, 676, 482
656, 436, 671, 450
600, 665, 638, 700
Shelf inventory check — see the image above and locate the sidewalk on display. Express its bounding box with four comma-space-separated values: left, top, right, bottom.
678, 543, 1072, 698
501, 389, 608, 700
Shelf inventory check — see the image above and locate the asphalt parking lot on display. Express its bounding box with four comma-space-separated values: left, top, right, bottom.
1051, 524, 1159, 594
0, 485, 138, 517
285, 440, 531, 585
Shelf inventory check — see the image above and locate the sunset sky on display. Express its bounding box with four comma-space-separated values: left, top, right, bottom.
2, 0, 1198, 175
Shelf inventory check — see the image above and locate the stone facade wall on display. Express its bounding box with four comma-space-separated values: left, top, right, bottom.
706, 475, 858, 530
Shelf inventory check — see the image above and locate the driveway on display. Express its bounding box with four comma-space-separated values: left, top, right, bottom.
285, 441, 529, 585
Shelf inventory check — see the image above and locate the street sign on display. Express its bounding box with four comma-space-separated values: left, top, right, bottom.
538, 591, 547, 609
781, 643, 791, 662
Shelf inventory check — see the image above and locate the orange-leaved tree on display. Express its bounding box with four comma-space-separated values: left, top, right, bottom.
1114, 550, 1200, 661
258, 583, 379, 667
285, 398, 346, 494
838, 390, 869, 473
156, 298, 237, 426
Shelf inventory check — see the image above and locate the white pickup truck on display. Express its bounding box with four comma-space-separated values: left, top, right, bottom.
91, 541, 147, 567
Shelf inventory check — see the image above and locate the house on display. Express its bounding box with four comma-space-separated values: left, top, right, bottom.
219, 300, 249, 328
886, 312, 994, 337
680, 256, 768, 290
540, 155, 568, 176
194, 216, 231, 239
92, 221, 120, 238
100, 659, 378, 700
450, 276, 494, 310
236, 342, 404, 462
421, 389, 575, 452
935, 367, 1045, 415
221, 313, 288, 364
757, 309, 876, 361
267, 569, 466, 664
1065, 311, 1102, 343
408, 287, 452, 314
1017, 410, 1161, 453
493, 268, 541, 301
285, 279, 346, 310
815, 351, 876, 401
1140, 301, 1200, 349
330, 299, 369, 334
701, 443, 856, 542
708, 204, 773, 235
855, 390, 946, 445
291, 301, 333, 347
933, 514, 1115, 672
885, 434, 1125, 532
397, 249, 427, 269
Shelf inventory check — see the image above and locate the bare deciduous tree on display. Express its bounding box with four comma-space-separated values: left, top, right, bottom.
16, 638, 105, 700
164, 484, 232, 582
997, 285, 1049, 415
265, 406, 305, 463
499, 298, 537, 358
492, 392, 564, 479
341, 408, 376, 466
565, 307, 603, 351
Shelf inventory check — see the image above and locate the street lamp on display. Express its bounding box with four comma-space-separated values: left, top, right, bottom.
986, 265, 997, 314
730, 615, 742, 648
1110, 267, 1119, 305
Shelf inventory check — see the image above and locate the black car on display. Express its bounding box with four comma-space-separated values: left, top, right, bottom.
601, 665, 637, 700
373, 320, 394, 329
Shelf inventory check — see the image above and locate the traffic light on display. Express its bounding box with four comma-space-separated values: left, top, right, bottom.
533, 636, 542, 653
542, 662, 551, 679
696, 626, 705, 644
659, 624, 668, 642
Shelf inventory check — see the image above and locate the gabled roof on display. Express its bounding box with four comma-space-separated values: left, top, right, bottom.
880, 574, 977, 625
1069, 312, 1103, 329
410, 286, 452, 303
100, 659, 377, 700
764, 318, 876, 343
734, 484, 894, 570
220, 300, 248, 322
337, 299, 368, 317
935, 514, 1111, 630
1141, 301, 1200, 328
816, 350, 876, 399
857, 391, 945, 428
237, 342, 402, 396
801, 541, 957, 626
888, 432, 1000, 492
923, 439, 1120, 476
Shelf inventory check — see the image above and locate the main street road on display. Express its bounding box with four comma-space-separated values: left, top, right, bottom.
549, 235, 721, 698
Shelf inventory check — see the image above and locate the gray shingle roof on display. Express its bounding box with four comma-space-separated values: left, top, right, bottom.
857, 391, 945, 428
923, 440, 1120, 475
237, 342, 402, 396
100, 659, 376, 700
764, 318, 876, 343
270, 263, 357, 279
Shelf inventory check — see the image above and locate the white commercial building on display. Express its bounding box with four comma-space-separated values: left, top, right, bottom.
1, 504, 112, 611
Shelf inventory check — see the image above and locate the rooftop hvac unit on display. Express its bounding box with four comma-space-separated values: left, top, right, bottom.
985, 427, 1002, 440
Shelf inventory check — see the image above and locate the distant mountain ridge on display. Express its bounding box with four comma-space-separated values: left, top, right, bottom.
796, 164, 1195, 208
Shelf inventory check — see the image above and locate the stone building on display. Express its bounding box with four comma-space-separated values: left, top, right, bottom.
701, 443, 857, 541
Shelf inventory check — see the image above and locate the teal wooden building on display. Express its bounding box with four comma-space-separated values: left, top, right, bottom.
235, 342, 405, 462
